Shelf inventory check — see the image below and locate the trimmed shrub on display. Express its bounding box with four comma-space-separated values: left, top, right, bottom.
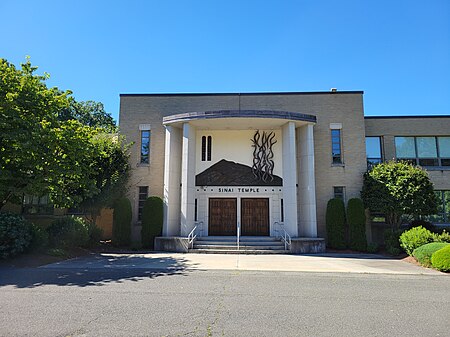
436, 230, 450, 243
112, 197, 132, 246
347, 198, 367, 251
326, 198, 346, 249
412, 242, 449, 267
47, 216, 89, 248
366, 242, 379, 254
431, 245, 450, 272
141, 196, 163, 248
0, 213, 32, 259
399, 226, 436, 256
29, 223, 49, 251
86, 222, 103, 247
384, 229, 403, 256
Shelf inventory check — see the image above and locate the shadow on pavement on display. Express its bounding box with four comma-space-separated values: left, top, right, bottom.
304, 253, 401, 260
0, 255, 195, 288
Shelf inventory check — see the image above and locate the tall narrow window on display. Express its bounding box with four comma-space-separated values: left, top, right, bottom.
280, 199, 284, 222
194, 199, 198, 222
207, 136, 212, 161
140, 130, 150, 164
331, 129, 342, 164
138, 186, 149, 221
201, 136, 206, 161
201, 135, 212, 161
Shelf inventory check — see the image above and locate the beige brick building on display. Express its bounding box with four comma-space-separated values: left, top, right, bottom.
119, 91, 450, 251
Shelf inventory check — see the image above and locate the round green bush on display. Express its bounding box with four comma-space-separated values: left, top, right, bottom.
366, 242, 379, 254
412, 242, 449, 267
399, 226, 436, 256
47, 216, 89, 248
431, 245, 450, 272
347, 198, 367, 251
326, 198, 346, 249
0, 213, 32, 259
141, 196, 163, 248
112, 197, 132, 246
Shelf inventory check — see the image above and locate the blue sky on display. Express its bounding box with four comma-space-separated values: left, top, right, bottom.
1, 0, 449, 122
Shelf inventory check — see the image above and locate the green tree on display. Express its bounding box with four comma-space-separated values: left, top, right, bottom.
79, 133, 130, 221
0, 58, 129, 211
361, 161, 437, 229
59, 99, 116, 132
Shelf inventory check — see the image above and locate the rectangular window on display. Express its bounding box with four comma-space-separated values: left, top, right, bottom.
194, 199, 198, 222
366, 136, 382, 168
395, 136, 450, 167
138, 186, 149, 221
331, 129, 342, 164
201, 135, 212, 162
140, 130, 150, 164
22, 195, 53, 215
333, 186, 345, 200
429, 190, 450, 224
280, 199, 284, 222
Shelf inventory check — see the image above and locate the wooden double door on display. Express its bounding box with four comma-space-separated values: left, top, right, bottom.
208, 198, 269, 236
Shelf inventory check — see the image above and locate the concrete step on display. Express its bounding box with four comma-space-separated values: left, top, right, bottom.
189, 249, 291, 254
194, 241, 284, 246
193, 244, 286, 250
196, 236, 280, 242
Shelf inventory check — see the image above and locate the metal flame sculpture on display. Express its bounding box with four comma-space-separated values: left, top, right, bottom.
251, 130, 277, 182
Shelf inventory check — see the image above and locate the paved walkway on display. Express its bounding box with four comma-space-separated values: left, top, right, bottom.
42, 252, 445, 275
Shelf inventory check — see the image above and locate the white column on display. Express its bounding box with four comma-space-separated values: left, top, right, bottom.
298, 123, 317, 237
180, 123, 196, 236
163, 126, 182, 236
282, 121, 299, 237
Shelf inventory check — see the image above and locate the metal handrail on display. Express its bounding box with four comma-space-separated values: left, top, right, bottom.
274, 221, 291, 250
187, 226, 197, 249
237, 221, 241, 251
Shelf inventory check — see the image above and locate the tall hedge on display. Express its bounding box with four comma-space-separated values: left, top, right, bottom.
141, 196, 163, 248
326, 198, 346, 249
347, 198, 367, 251
112, 197, 132, 246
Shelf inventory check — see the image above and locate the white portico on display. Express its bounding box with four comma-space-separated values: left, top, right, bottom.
162, 110, 318, 240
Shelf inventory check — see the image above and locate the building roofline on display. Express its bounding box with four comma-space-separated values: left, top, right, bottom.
365, 115, 450, 119
120, 90, 364, 97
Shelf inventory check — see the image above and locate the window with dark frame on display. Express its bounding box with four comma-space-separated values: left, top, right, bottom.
201, 135, 212, 161
428, 190, 450, 224
366, 136, 383, 168
194, 199, 198, 222
333, 186, 345, 200
138, 186, 149, 221
280, 199, 284, 222
140, 130, 150, 164
395, 136, 450, 167
331, 129, 342, 164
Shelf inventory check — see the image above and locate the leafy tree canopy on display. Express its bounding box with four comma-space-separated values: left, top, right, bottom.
0, 58, 128, 210
361, 161, 437, 229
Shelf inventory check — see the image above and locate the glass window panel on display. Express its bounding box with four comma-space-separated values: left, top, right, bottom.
416, 137, 437, 158
365, 137, 381, 158
441, 159, 450, 166
418, 158, 438, 166
444, 191, 450, 213
395, 137, 416, 158
438, 137, 450, 157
